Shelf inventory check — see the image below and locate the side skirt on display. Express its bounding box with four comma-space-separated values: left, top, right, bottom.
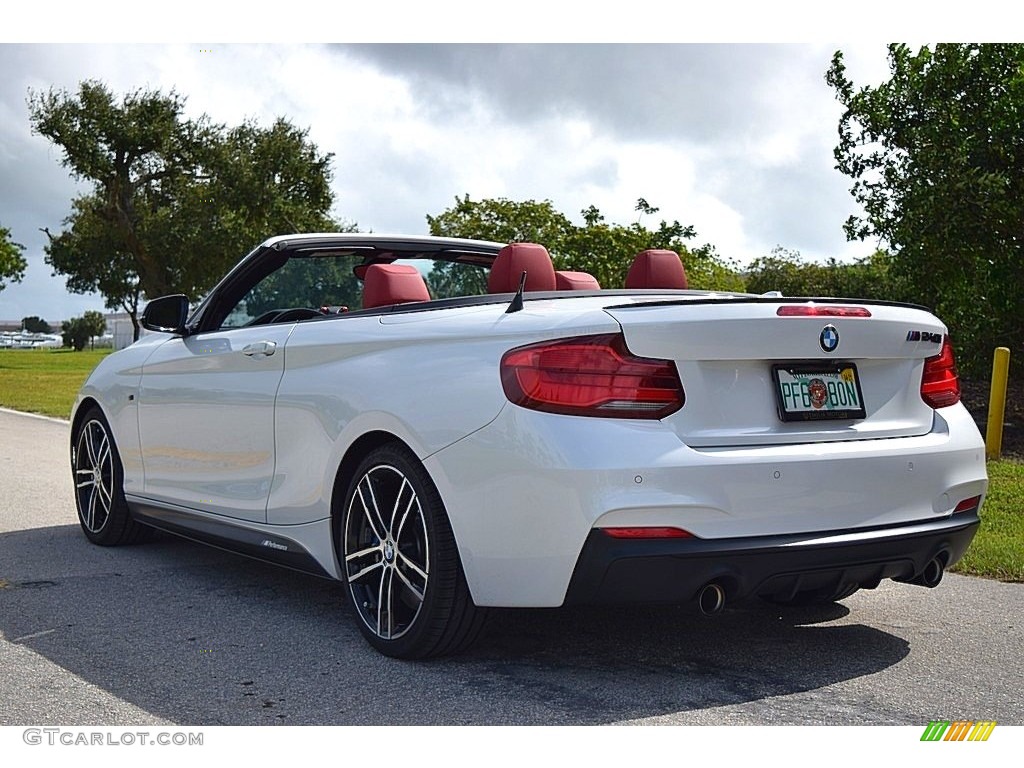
128, 498, 335, 580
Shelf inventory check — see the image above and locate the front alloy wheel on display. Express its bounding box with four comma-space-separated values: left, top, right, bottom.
340, 444, 485, 658
75, 418, 115, 535
72, 406, 149, 546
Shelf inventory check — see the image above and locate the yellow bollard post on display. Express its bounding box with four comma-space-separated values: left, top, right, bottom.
985, 347, 1011, 461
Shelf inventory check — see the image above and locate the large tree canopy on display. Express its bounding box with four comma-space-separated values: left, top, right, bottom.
827, 44, 1024, 374
427, 194, 745, 292
0, 224, 26, 293
29, 81, 343, 338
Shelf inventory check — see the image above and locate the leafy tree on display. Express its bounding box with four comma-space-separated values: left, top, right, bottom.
21, 316, 52, 333
30, 81, 344, 340
1, 224, 26, 293
82, 310, 107, 342
427, 195, 745, 292
746, 247, 910, 301
426, 195, 574, 249
61, 317, 88, 350
61, 311, 106, 351
827, 44, 1024, 375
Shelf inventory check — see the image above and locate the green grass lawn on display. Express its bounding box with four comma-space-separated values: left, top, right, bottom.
952, 459, 1024, 582
2, 346, 1021, 581
0, 348, 111, 418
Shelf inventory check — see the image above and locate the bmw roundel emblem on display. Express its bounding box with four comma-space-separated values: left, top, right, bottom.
819, 325, 840, 353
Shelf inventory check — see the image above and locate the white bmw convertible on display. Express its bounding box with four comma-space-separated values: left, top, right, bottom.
70, 234, 987, 657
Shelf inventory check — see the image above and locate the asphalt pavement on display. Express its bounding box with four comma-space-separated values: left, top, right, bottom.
1, 407, 1021, 726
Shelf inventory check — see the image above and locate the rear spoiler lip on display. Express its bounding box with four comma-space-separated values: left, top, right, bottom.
603, 296, 933, 313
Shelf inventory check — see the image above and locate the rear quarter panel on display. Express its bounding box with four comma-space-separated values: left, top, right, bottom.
266, 299, 623, 525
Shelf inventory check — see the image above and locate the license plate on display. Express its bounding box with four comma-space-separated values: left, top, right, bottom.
772, 363, 866, 422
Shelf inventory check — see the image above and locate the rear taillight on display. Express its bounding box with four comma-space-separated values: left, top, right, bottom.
920, 336, 960, 408
500, 333, 684, 419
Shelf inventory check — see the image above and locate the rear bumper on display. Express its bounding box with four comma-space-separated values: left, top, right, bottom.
427, 402, 986, 607
564, 510, 980, 605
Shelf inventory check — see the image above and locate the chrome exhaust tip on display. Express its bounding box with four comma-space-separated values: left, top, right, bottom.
697, 582, 726, 615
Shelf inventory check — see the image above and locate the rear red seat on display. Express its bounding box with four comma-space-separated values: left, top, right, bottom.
625, 249, 688, 289
362, 264, 431, 309
487, 243, 557, 293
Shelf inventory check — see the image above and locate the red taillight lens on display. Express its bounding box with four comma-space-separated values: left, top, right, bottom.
920, 336, 960, 408
776, 305, 872, 317
602, 527, 695, 539
500, 333, 684, 419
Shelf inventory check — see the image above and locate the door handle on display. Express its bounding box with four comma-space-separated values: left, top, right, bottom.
242, 341, 277, 357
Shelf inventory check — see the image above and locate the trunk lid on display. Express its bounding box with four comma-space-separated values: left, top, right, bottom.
604, 299, 947, 447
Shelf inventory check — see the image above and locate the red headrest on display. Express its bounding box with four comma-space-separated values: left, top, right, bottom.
555, 270, 601, 291
362, 264, 431, 309
625, 249, 688, 290
487, 243, 557, 293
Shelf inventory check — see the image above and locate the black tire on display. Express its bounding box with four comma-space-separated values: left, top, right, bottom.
339, 443, 486, 658
762, 583, 860, 607
71, 406, 150, 546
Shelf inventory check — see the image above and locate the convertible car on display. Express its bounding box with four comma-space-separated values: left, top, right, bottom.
70, 234, 987, 657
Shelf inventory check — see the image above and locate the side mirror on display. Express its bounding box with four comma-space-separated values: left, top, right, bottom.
141, 295, 190, 335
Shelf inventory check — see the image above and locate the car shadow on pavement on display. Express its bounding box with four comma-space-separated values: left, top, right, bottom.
0, 524, 909, 725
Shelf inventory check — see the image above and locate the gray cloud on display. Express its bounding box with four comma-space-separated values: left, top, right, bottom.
339, 44, 816, 144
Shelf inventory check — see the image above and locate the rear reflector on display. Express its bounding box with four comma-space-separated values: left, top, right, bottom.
953, 495, 982, 514
920, 336, 960, 408
777, 305, 872, 317
500, 333, 684, 419
601, 527, 695, 539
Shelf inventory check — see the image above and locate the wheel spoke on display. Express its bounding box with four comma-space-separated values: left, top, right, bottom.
76, 478, 96, 489
345, 545, 381, 563
87, 485, 98, 530
96, 478, 112, 511
397, 550, 428, 582
384, 568, 395, 639
395, 494, 417, 542
84, 425, 98, 467
96, 432, 109, 469
388, 477, 408, 536
348, 560, 384, 584
376, 566, 388, 638
363, 475, 390, 541
356, 483, 385, 542
394, 565, 425, 603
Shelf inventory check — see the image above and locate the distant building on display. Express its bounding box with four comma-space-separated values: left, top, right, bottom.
104, 312, 148, 350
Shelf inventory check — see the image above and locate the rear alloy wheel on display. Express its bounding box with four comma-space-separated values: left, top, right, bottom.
72, 406, 149, 546
340, 444, 485, 658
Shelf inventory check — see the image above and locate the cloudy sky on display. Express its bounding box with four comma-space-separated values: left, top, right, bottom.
0, 37, 902, 323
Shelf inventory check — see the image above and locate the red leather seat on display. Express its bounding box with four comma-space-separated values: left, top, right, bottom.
625, 249, 688, 289
555, 270, 601, 290
487, 243, 557, 293
362, 264, 431, 309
